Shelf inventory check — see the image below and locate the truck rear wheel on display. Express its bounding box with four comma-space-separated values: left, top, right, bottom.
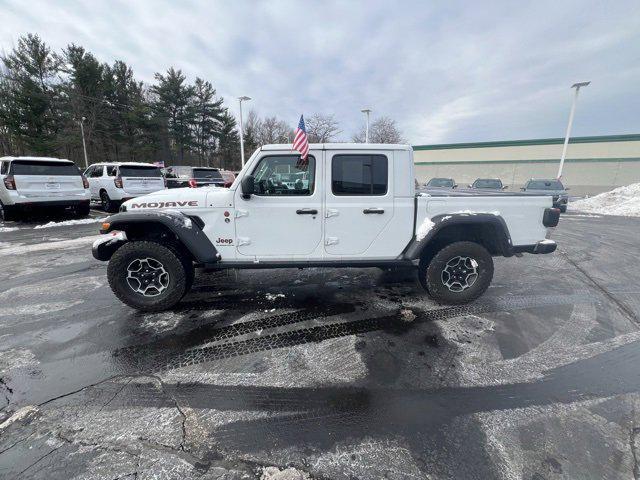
419, 241, 493, 305
107, 241, 189, 311
100, 191, 117, 213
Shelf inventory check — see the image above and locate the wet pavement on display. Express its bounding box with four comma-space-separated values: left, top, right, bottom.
1, 210, 640, 479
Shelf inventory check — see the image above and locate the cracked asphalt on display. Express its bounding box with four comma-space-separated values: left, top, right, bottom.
1, 210, 640, 479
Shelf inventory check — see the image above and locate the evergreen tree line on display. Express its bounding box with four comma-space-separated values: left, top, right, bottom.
0, 34, 241, 170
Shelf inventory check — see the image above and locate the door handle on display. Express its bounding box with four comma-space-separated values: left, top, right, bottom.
363, 208, 384, 214
296, 209, 318, 215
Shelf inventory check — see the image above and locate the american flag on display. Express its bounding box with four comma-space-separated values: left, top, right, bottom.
293, 115, 309, 166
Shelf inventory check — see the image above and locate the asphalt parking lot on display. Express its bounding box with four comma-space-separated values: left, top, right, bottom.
1, 210, 640, 479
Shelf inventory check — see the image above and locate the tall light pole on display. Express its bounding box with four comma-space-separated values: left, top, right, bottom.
238, 96, 251, 168
361, 108, 372, 143
79, 116, 89, 169
557, 82, 590, 179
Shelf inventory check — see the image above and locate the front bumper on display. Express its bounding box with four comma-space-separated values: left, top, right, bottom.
92, 231, 128, 261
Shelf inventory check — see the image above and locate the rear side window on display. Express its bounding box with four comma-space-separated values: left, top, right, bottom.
11, 161, 80, 176
106, 166, 117, 176
118, 166, 162, 178
0, 162, 7, 175
332, 154, 388, 195
193, 168, 223, 180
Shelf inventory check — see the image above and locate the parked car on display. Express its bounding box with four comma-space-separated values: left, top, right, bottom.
425, 177, 457, 189
93, 143, 559, 311
0, 156, 90, 221
164, 166, 226, 189
85, 162, 165, 213
220, 170, 236, 188
521, 179, 569, 212
469, 178, 507, 190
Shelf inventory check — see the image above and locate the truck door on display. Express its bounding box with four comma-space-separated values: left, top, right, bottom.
234, 153, 323, 258
324, 151, 395, 258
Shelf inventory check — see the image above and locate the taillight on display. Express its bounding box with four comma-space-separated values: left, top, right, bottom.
188, 178, 197, 188
114, 176, 123, 188
3, 175, 16, 190
81, 174, 89, 189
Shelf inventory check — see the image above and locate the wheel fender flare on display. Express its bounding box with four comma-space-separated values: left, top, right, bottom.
403, 213, 513, 260
94, 210, 219, 263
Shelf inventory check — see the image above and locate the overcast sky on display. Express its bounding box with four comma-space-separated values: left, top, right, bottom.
1, 0, 639, 144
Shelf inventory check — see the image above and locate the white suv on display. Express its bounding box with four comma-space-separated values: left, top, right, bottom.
85, 162, 165, 212
0, 156, 90, 221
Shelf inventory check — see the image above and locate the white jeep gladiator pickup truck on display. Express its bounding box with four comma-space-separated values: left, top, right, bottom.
92, 144, 560, 311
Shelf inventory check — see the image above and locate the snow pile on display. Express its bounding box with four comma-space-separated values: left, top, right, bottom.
0, 226, 19, 232
34, 217, 105, 229
571, 183, 640, 217
260, 466, 311, 480
415, 217, 434, 241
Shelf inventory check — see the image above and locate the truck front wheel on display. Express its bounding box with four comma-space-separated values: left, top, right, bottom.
107, 241, 189, 311
419, 241, 494, 305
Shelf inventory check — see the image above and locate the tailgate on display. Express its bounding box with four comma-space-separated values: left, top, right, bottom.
122, 176, 165, 194
15, 174, 85, 198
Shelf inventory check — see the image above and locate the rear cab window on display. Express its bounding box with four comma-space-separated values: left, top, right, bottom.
10, 160, 80, 176
193, 168, 223, 181
332, 154, 388, 195
118, 166, 162, 178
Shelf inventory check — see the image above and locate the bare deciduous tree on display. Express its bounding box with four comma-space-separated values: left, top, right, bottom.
352, 116, 405, 144
305, 113, 342, 143
259, 116, 291, 144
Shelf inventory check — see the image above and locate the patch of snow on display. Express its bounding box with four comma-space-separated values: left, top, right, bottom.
571, 183, 640, 216
0, 235, 99, 256
539, 239, 556, 245
260, 466, 312, 480
265, 293, 285, 301
416, 217, 434, 241
0, 405, 38, 430
0, 226, 19, 232
33, 217, 106, 229
452, 210, 501, 216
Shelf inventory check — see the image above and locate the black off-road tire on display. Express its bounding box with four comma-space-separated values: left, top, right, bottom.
100, 190, 117, 213
107, 241, 188, 311
419, 241, 494, 305
74, 202, 91, 217
0, 201, 18, 222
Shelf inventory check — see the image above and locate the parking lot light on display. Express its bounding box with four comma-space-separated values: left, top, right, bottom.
557, 82, 590, 179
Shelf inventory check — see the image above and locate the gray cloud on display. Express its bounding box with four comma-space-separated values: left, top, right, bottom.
1, 0, 639, 143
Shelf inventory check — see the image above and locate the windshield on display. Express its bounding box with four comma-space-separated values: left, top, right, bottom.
11, 160, 80, 176
193, 168, 223, 180
473, 179, 502, 189
526, 180, 564, 190
427, 178, 454, 187
118, 166, 162, 177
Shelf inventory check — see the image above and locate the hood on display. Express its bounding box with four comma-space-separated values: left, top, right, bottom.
122, 186, 234, 212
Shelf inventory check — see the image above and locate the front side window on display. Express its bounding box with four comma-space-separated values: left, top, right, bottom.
251, 155, 315, 196
332, 154, 388, 195
106, 166, 117, 177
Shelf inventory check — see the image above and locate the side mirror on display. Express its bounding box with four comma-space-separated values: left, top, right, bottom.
520, 187, 526, 191
453, 184, 458, 189
468, 184, 473, 188
502, 185, 509, 190
565, 187, 570, 191
241, 174, 255, 199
